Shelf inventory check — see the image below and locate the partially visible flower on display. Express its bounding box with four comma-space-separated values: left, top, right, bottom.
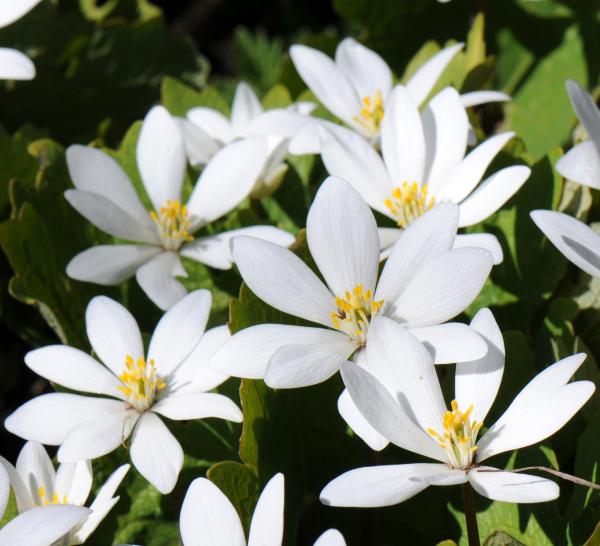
0, 464, 90, 546
183, 81, 315, 198
320, 86, 531, 263
289, 38, 509, 152
212, 177, 492, 447
5, 290, 242, 494
0, 441, 128, 545
179, 473, 346, 546
65, 105, 294, 310
0, 0, 43, 80
321, 314, 594, 507
555, 80, 600, 189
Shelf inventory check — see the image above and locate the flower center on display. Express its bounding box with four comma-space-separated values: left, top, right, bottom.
330, 284, 384, 344
352, 90, 384, 137
38, 486, 67, 506
384, 182, 436, 227
117, 355, 166, 412
150, 200, 194, 250
427, 400, 483, 469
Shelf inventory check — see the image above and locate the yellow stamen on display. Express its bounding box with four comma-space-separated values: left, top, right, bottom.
38, 486, 68, 506
150, 200, 193, 250
427, 399, 483, 469
352, 90, 385, 137
118, 355, 165, 412
330, 284, 384, 344
384, 181, 436, 227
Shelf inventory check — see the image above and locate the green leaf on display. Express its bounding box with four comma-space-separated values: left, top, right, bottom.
161, 77, 230, 118
484, 531, 526, 546
233, 28, 284, 93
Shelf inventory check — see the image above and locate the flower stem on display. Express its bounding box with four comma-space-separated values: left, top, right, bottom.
461, 482, 481, 546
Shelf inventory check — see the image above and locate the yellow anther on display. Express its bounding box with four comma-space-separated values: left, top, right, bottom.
38, 486, 68, 506
118, 354, 165, 412
384, 182, 436, 228
150, 200, 194, 250
352, 89, 385, 137
427, 399, 483, 469
330, 284, 384, 344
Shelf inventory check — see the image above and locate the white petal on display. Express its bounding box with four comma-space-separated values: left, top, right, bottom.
181, 226, 294, 270
248, 473, 284, 546
0, 457, 33, 513
246, 109, 313, 138
405, 43, 463, 105
477, 353, 594, 461
469, 468, 559, 503
232, 236, 334, 326
66, 145, 150, 222
341, 362, 445, 461
187, 107, 234, 144
458, 166, 531, 227
72, 464, 130, 544
389, 247, 492, 327
290, 44, 359, 126
211, 324, 337, 379
0, 48, 34, 80
0, 0, 42, 27
365, 317, 447, 432
65, 190, 159, 244
137, 106, 186, 211
531, 210, 600, 277
176, 117, 221, 167
56, 460, 93, 506
186, 138, 267, 226
453, 233, 503, 265
307, 177, 380, 296
15, 441, 56, 506
319, 126, 392, 216
335, 38, 392, 100
313, 529, 346, 546
411, 322, 488, 364
556, 140, 600, 190
231, 82, 263, 135
130, 413, 183, 494
421, 87, 469, 194
375, 203, 458, 303
265, 333, 356, 388
455, 308, 504, 424
66, 245, 160, 285
321, 463, 459, 507
437, 132, 515, 203
377, 227, 402, 254
288, 119, 324, 155
173, 326, 230, 394
0, 505, 90, 546
381, 86, 426, 185
337, 388, 389, 451
148, 289, 211, 377
57, 406, 138, 463
0, 465, 8, 518
86, 295, 144, 377
25, 345, 122, 399
152, 393, 242, 422
460, 91, 511, 108
5, 393, 124, 446
566, 80, 600, 152
179, 478, 245, 546
135, 251, 188, 310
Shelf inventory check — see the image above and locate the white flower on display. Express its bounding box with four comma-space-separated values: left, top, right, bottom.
319, 85, 531, 264
183, 81, 315, 198
5, 290, 242, 494
179, 473, 345, 546
555, 80, 600, 189
65, 105, 294, 310
0, 0, 43, 80
288, 38, 509, 152
0, 463, 90, 546
321, 312, 595, 507
0, 441, 128, 545
212, 177, 492, 446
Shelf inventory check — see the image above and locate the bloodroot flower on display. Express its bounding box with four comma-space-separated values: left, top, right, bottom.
5, 290, 242, 494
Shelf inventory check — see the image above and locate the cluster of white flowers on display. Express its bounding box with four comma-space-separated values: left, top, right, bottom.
0, 1, 597, 545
